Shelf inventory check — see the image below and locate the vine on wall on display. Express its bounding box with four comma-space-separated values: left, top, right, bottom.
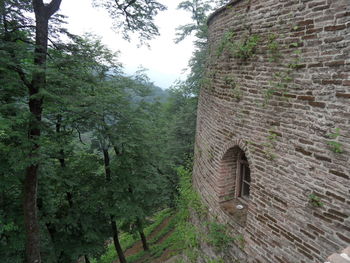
216, 31, 260, 60
327, 128, 343, 153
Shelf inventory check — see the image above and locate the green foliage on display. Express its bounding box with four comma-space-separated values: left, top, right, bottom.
327, 141, 343, 153
287, 51, 303, 70
267, 128, 278, 142
235, 34, 260, 60
267, 34, 281, 62
176, 166, 207, 217
145, 209, 173, 236
93, 209, 173, 263
217, 32, 260, 60
93, 0, 166, 44
234, 234, 245, 249
263, 36, 304, 107
263, 70, 293, 107
309, 194, 324, 207
1, 0, 178, 260
327, 128, 343, 153
224, 75, 243, 101
1, 25, 178, 262
232, 87, 243, 101
175, 0, 212, 43
216, 31, 235, 57
176, 0, 227, 95
206, 259, 225, 263
261, 128, 278, 160
149, 216, 176, 245
149, 231, 176, 258
0, 0, 220, 262
207, 222, 234, 251
170, 165, 243, 262
92, 245, 117, 263
124, 213, 176, 262
166, 166, 203, 262
126, 250, 148, 263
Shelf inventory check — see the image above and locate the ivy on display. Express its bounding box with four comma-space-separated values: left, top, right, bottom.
267, 33, 281, 62
234, 34, 260, 60
309, 194, 324, 207
216, 31, 235, 57
217, 31, 260, 60
263, 70, 293, 107
261, 128, 278, 160
224, 75, 243, 101
327, 128, 343, 153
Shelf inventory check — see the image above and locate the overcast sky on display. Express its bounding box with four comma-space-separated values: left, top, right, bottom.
59, 0, 195, 89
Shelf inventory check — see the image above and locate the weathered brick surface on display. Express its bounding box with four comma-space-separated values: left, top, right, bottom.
326, 246, 350, 263
193, 0, 350, 262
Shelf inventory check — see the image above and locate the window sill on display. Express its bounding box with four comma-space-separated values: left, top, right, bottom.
220, 199, 248, 226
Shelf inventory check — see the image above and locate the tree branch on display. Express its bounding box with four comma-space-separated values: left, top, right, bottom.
76, 127, 86, 145
9, 25, 36, 33
46, 0, 62, 18
124, 0, 136, 10
48, 37, 60, 50
6, 61, 32, 89
32, 0, 44, 13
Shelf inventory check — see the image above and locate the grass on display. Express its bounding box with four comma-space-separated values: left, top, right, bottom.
93, 165, 230, 263
92, 208, 173, 263
127, 215, 178, 263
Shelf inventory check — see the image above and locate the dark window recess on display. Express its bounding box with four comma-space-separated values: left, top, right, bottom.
237, 152, 251, 198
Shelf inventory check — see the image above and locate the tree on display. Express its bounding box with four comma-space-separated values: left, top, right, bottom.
175, 0, 211, 43
151, 0, 232, 205
39, 36, 120, 263
93, 0, 166, 44
23, 3, 62, 262
1, 0, 167, 261
176, 0, 230, 94
83, 72, 158, 262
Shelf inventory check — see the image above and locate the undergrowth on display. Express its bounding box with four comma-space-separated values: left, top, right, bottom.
92, 208, 173, 263
207, 222, 234, 252
93, 166, 237, 263
169, 166, 203, 261
171, 166, 237, 262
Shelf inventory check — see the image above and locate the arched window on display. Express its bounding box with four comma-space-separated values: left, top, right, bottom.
219, 147, 250, 225
236, 151, 251, 199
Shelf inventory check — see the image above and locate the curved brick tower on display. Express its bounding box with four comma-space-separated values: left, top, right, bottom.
193, 0, 350, 262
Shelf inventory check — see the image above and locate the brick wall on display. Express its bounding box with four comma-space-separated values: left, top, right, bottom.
193, 0, 350, 262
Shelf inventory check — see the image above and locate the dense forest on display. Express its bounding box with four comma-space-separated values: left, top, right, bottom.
0, 0, 227, 262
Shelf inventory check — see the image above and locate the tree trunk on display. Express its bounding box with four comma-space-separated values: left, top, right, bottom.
111, 217, 127, 263
136, 214, 149, 251
126, 185, 149, 251
102, 148, 127, 263
24, 1, 62, 262
56, 115, 74, 208
84, 255, 90, 263
139, 229, 149, 251
103, 148, 112, 181
24, 164, 41, 263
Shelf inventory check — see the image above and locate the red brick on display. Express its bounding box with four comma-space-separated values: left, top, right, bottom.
336, 93, 350, 98
324, 25, 346, 31
309, 101, 326, 108
195, 1, 350, 263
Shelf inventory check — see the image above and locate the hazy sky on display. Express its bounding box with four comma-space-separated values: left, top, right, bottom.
59, 0, 195, 89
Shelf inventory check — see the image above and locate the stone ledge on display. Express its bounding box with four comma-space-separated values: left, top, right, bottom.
325, 246, 350, 263
220, 199, 247, 226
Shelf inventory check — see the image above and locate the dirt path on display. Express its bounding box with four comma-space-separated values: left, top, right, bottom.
152, 242, 175, 263
139, 229, 175, 263
113, 215, 174, 263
